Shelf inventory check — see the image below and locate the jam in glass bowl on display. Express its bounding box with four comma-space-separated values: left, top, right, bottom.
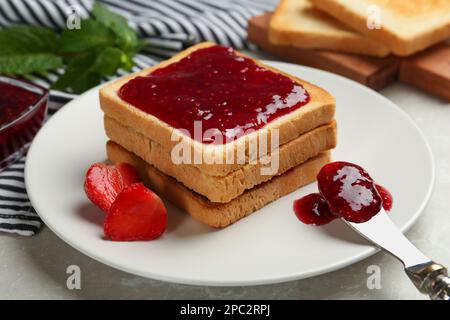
0, 76, 49, 171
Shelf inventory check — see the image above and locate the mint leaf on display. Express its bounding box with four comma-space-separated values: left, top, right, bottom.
92, 2, 138, 52
52, 46, 125, 93
119, 53, 134, 71
0, 3, 141, 94
0, 25, 59, 55
0, 53, 62, 75
59, 19, 116, 53
90, 47, 124, 76
61, 71, 102, 94
52, 52, 101, 93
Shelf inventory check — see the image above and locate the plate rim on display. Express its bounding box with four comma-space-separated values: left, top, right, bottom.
25, 61, 435, 286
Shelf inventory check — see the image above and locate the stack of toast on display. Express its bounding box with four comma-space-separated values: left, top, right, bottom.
100, 42, 337, 227
249, 0, 450, 98
269, 0, 450, 57
269, 0, 390, 57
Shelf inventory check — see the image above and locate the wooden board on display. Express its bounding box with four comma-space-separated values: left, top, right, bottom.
399, 44, 450, 101
247, 13, 400, 90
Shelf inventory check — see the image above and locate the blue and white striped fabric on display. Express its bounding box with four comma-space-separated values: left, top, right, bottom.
0, 0, 277, 235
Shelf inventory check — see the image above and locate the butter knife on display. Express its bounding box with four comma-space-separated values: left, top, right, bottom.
345, 209, 450, 300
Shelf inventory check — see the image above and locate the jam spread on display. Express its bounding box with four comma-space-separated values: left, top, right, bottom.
294, 193, 335, 226
294, 162, 393, 225
118, 45, 310, 144
0, 77, 48, 170
375, 183, 393, 212
0, 81, 41, 126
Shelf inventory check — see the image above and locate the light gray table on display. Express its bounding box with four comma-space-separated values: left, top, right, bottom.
1, 52, 449, 299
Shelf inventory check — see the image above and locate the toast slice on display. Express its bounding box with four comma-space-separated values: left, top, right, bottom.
249, 13, 399, 90
269, 0, 390, 57
310, 0, 450, 56
100, 42, 335, 177
107, 141, 330, 227
105, 116, 337, 202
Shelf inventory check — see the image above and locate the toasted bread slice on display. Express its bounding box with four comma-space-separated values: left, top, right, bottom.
249, 13, 399, 90
100, 42, 335, 177
105, 116, 337, 202
107, 141, 330, 227
269, 0, 390, 57
310, 0, 450, 56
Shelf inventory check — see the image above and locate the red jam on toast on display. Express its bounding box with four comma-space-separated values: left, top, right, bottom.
118, 45, 310, 143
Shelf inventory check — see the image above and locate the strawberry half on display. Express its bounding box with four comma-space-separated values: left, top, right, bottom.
84, 162, 140, 212
116, 163, 140, 187
104, 183, 167, 241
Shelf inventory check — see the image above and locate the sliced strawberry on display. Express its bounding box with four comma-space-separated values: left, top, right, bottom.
104, 183, 167, 241
84, 163, 122, 212
84, 162, 140, 212
116, 163, 140, 187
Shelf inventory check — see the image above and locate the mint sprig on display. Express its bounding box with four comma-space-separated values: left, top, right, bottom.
0, 25, 59, 55
91, 2, 139, 53
0, 53, 62, 75
0, 2, 143, 94
58, 19, 116, 54
52, 47, 125, 93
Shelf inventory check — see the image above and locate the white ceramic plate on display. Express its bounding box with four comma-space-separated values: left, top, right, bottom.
25, 62, 434, 286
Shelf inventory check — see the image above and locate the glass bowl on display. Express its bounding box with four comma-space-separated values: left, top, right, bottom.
0, 76, 49, 172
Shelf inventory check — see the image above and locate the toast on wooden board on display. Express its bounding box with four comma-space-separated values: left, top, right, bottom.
310, 0, 450, 56
269, 0, 390, 57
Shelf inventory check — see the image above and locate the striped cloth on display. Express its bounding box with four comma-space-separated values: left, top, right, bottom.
0, 0, 276, 236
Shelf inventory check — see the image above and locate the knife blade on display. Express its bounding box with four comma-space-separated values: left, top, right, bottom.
344, 209, 449, 300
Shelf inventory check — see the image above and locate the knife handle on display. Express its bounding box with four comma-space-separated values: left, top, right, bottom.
405, 261, 450, 300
